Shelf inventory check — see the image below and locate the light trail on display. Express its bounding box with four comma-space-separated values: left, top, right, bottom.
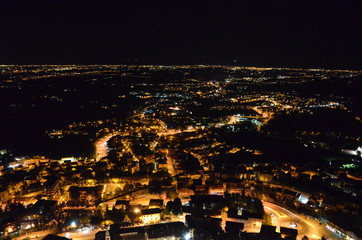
263, 202, 342, 240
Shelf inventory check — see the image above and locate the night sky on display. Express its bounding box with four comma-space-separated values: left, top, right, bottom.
1, 0, 361, 69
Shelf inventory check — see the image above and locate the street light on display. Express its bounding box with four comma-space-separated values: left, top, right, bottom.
70, 221, 77, 228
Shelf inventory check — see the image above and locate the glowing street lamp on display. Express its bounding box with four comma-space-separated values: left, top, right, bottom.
70, 221, 77, 228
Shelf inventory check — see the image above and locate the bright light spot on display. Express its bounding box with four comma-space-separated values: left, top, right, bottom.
297, 195, 309, 204
70, 221, 77, 228
134, 208, 140, 214
24, 224, 33, 229
290, 222, 297, 228
184, 232, 191, 240
311, 234, 321, 239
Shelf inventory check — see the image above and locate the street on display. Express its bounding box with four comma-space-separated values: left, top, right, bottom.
263, 201, 342, 240
58, 229, 99, 240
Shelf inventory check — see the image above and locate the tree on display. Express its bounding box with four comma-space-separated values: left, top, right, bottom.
89, 209, 103, 226
165, 201, 174, 215
166, 188, 178, 200
172, 198, 182, 215
5, 202, 26, 220
165, 198, 182, 216
123, 183, 135, 193
79, 215, 91, 225
105, 206, 125, 224
149, 180, 162, 194
90, 215, 102, 225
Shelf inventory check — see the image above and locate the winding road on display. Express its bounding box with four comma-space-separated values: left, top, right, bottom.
263, 201, 342, 240
94, 132, 120, 161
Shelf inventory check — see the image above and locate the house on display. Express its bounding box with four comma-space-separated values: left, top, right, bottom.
115, 200, 130, 210
258, 173, 273, 182
226, 184, 243, 195
186, 215, 222, 238
226, 209, 263, 233
33, 200, 57, 214
188, 195, 225, 215
240, 225, 298, 240
146, 222, 186, 240
115, 227, 145, 240
225, 221, 244, 239
95, 222, 187, 240
140, 208, 161, 224
208, 185, 224, 195
280, 227, 298, 240
97, 227, 146, 240
24, 175, 38, 185
68, 185, 102, 204
149, 199, 163, 209
178, 188, 194, 200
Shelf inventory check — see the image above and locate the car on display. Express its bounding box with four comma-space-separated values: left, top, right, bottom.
290, 222, 297, 228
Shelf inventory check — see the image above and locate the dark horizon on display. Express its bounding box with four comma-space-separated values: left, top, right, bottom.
1, 63, 361, 72
1, 0, 362, 69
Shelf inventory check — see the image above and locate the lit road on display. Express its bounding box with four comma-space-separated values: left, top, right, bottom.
94, 132, 120, 161
13, 230, 55, 240
13, 229, 99, 240
58, 229, 99, 240
263, 202, 342, 240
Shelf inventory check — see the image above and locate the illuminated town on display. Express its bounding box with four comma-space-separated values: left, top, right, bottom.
0, 65, 361, 240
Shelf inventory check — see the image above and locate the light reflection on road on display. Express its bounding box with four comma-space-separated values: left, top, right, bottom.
263, 201, 342, 240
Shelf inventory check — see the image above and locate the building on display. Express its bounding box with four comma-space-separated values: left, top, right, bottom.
189, 195, 225, 212
208, 185, 224, 195
225, 221, 244, 239
149, 199, 163, 209
60, 157, 77, 164
178, 188, 194, 200
146, 222, 186, 240
140, 208, 162, 224
280, 227, 298, 240
240, 225, 298, 240
95, 222, 187, 240
226, 209, 263, 233
185, 215, 222, 239
43, 177, 60, 200
115, 200, 130, 210
258, 173, 273, 182
68, 186, 102, 204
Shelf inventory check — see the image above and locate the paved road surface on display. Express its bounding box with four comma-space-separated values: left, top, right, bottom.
13, 230, 55, 240
263, 201, 342, 240
58, 229, 99, 240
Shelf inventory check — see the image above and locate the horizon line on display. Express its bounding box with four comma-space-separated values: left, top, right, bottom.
0, 64, 361, 73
